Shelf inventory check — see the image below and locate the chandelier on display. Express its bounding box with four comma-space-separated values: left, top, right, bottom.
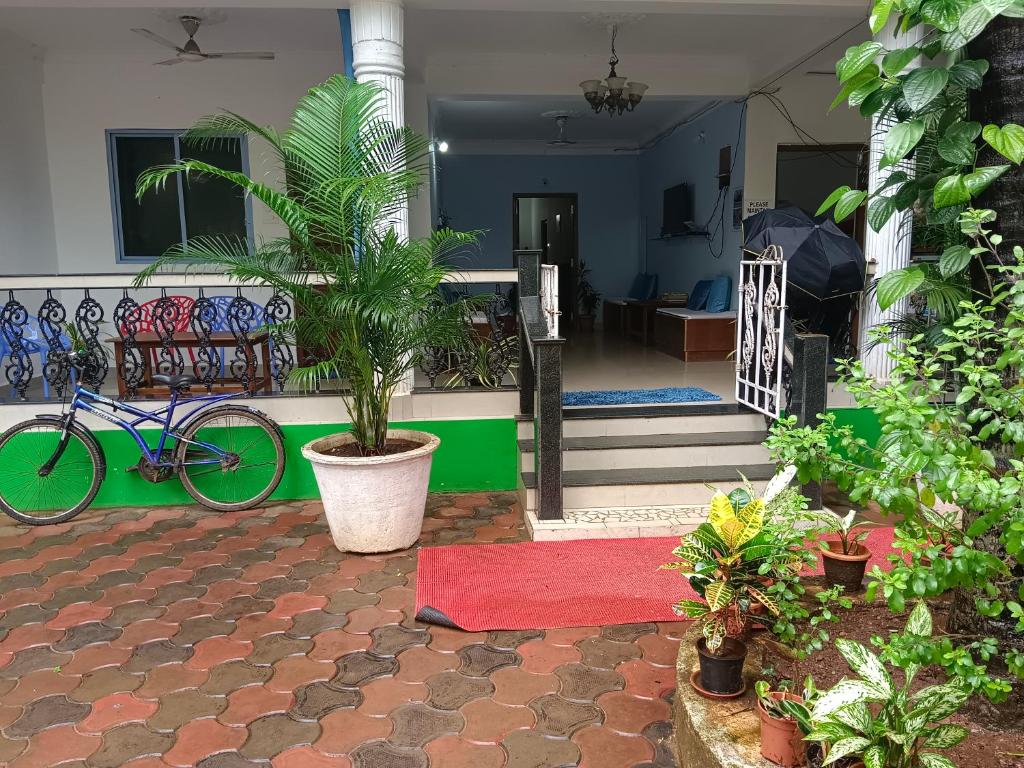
579, 24, 649, 116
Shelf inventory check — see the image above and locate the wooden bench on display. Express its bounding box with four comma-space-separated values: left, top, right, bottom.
653, 308, 737, 362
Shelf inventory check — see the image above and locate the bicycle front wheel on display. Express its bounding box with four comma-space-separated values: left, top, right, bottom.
177, 406, 285, 512
0, 419, 103, 525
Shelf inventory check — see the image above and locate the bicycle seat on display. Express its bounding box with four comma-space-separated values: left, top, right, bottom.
152, 373, 198, 389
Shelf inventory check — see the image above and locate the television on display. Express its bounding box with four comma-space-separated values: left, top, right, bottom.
661, 183, 695, 237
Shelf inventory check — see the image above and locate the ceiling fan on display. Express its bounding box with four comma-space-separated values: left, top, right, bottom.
132, 15, 275, 66
546, 113, 578, 147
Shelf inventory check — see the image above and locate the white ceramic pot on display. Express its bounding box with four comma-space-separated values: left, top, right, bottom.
301, 429, 440, 553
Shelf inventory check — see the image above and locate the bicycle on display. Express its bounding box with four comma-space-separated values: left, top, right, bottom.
0, 351, 286, 525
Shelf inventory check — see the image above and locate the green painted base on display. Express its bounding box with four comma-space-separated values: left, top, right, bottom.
88, 418, 518, 509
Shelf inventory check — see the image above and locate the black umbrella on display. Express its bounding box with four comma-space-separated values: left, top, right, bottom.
742, 206, 865, 302
742, 206, 866, 352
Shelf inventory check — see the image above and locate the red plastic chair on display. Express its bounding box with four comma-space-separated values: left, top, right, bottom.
122, 296, 196, 371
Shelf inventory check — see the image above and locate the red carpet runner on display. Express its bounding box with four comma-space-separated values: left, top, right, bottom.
414, 527, 897, 631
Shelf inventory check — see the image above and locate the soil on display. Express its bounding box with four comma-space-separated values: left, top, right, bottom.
318, 438, 423, 458
755, 597, 1024, 768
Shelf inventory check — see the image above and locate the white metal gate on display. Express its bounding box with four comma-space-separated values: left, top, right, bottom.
735, 245, 787, 418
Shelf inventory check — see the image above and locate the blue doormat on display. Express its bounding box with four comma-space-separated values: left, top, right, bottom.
562, 386, 722, 407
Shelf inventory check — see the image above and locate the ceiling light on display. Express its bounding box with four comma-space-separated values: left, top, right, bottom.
580, 24, 648, 117
436, 140, 449, 153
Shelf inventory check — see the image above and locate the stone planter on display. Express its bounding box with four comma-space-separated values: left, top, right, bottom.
301, 429, 439, 553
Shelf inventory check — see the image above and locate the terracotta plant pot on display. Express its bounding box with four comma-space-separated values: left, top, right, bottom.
758, 692, 806, 767
820, 540, 870, 592
301, 429, 439, 553
696, 636, 747, 695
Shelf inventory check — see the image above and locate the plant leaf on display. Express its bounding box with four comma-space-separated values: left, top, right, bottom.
830, 701, 873, 734
862, 745, 886, 768
921, 0, 964, 30
876, 266, 926, 310
939, 244, 972, 277
913, 682, 971, 720
903, 68, 950, 112
837, 41, 883, 82
937, 120, 981, 165
948, 60, 987, 89
870, 0, 895, 32
835, 638, 894, 696
812, 680, 887, 718
883, 46, 920, 76
883, 119, 925, 166
867, 195, 897, 232
964, 164, 1010, 196
924, 724, 970, 748
919, 754, 958, 768
933, 174, 971, 209
823, 737, 871, 765
959, 2, 996, 43
982, 123, 1024, 164
835, 189, 867, 222
817, 185, 851, 216
704, 582, 735, 612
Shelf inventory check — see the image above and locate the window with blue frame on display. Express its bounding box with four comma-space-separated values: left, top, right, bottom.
107, 130, 252, 262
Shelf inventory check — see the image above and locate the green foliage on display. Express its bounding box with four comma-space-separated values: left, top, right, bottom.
806, 603, 970, 768
576, 261, 601, 316
817, 0, 1024, 313
766, 253, 1024, 698
754, 677, 816, 735
665, 470, 851, 657
134, 76, 482, 454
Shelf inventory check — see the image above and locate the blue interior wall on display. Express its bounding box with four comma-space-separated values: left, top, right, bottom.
437, 154, 641, 302
638, 101, 747, 298
436, 102, 746, 303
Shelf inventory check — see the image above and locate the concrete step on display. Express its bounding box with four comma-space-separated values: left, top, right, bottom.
516, 410, 766, 440
519, 431, 770, 471
526, 504, 708, 541
518, 463, 775, 512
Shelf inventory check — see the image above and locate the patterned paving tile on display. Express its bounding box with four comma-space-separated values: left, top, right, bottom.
0, 494, 683, 767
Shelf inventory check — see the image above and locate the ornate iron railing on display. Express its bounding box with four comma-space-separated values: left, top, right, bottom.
0, 270, 516, 403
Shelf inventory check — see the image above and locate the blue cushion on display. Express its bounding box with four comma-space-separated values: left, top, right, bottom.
628, 273, 658, 301
688, 279, 712, 311
706, 275, 732, 313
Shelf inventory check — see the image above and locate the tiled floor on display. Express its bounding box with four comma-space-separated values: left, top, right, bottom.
0, 493, 684, 768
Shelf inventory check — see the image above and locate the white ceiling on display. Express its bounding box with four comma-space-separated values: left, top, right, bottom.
0, 7, 342, 53
432, 97, 714, 151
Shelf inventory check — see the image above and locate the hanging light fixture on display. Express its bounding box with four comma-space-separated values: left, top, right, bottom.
579, 24, 648, 117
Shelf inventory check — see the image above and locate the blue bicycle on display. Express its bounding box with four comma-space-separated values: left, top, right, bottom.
0, 352, 286, 524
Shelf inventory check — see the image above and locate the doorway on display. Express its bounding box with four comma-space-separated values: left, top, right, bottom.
513, 193, 578, 330
775, 144, 868, 247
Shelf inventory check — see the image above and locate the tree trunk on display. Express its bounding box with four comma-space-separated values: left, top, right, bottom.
948, 18, 1024, 683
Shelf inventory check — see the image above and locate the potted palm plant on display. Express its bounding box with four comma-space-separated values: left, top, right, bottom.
136, 75, 479, 552
816, 510, 875, 592
576, 261, 601, 332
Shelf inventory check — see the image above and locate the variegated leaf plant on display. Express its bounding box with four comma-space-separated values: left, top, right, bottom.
663, 472, 808, 654
806, 602, 970, 768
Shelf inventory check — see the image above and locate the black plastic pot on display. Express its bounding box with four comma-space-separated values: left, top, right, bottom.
696, 636, 747, 695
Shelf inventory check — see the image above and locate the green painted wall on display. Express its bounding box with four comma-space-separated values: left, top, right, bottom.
828, 406, 882, 450
88, 418, 518, 508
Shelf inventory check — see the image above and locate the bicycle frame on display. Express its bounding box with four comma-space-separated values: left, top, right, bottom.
65, 385, 240, 468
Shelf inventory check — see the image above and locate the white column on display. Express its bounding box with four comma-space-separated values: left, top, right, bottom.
859, 24, 921, 380
350, 0, 416, 395
350, 0, 407, 241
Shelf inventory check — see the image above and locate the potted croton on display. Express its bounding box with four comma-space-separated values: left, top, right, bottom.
755, 677, 815, 768
136, 75, 480, 552
664, 468, 803, 696
817, 510, 875, 593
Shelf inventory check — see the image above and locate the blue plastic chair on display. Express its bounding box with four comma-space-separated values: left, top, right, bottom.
206, 296, 269, 379
0, 317, 72, 399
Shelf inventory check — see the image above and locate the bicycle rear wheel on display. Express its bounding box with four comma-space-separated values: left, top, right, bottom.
0, 419, 103, 525
176, 406, 285, 512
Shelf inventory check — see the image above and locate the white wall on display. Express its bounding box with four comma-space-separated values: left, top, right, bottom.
40, 50, 344, 274
0, 31, 57, 275
742, 73, 868, 217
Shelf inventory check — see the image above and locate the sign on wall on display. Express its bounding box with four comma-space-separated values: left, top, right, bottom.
745, 199, 770, 218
